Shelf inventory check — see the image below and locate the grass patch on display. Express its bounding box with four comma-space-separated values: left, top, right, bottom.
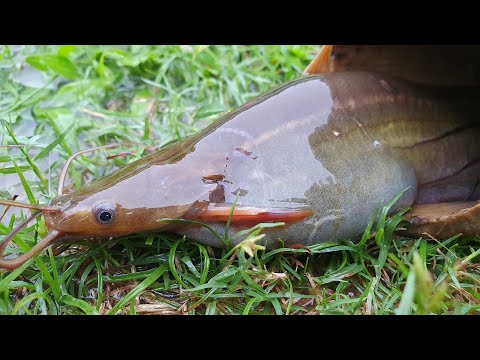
0, 45, 479, 315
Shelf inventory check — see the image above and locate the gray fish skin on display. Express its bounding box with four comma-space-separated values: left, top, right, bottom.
178, 72, 480, 246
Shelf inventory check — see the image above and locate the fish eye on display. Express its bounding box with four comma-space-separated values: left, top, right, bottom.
93, 202, 116, 224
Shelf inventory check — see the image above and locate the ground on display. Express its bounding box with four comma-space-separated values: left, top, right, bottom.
0, 45, 479, 315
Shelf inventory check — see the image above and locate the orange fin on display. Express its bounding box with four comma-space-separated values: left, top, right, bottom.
304, 45, 333, 75
196, 205, 314, 226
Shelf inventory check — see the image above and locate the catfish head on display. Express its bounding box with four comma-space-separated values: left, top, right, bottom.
0, 154, 215, 270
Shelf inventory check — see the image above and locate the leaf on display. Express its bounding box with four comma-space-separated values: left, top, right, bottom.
315, 264, 364, 285
57, 45, 76, 58
97, 53, 105, 78
195, 243, 210, 285
33, 123, 75, 160
264, 243, 353, 259
193, 103, 227, 119
193, 45, 209, 59
243, 297, 262, 315
0, 260, 33, 292
3, 123, 47, 187
168, 238, 189, 289
0, 189, 12, 199
0, 165, 30, 174
26, 56, 48, 71
144, 235, 154, 246
205, 301, 217, 315
102, 48, 129, 60
207, 267, 238, 285
103, 268, 157, 282
376, 187, 411, 238
396, 269, 416, 315
54, 79, 103, 99
108, 263, 168, 315
13, 160, 36, 205
26, 54, 78, 80
12, 292, 45, 314
61, 293, 100, 315
0, 46, 9, 63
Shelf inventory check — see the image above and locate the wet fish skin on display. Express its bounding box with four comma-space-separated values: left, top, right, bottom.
44, 72, 480, 247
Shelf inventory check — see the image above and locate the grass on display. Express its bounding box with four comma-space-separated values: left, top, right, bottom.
0, 45, 479, 315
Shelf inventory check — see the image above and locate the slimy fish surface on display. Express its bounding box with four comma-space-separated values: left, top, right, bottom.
2, 71, 480, 269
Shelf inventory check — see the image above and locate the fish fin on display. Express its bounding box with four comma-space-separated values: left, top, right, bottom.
196, 205, 314, 225
406, 201, 480, 238
303, 45, 333, 75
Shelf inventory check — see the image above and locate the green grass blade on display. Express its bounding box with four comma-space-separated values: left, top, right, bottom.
34, 123, 75, 161
168, 238, 189, 289
108, 263, 168, 315
4, 124, 47, 188
13, 160, 37, 205
61, 293, 100, 315
396, 269, 416, 315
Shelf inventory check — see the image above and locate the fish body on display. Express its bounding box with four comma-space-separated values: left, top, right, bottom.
43, 71, 480, 247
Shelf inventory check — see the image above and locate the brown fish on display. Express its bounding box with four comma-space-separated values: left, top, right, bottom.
1, 70, 480, 270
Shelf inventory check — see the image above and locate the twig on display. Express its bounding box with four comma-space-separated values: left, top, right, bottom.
79, 108, 108, 119
145, 88, 160, 140
0, 195, 18, 222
